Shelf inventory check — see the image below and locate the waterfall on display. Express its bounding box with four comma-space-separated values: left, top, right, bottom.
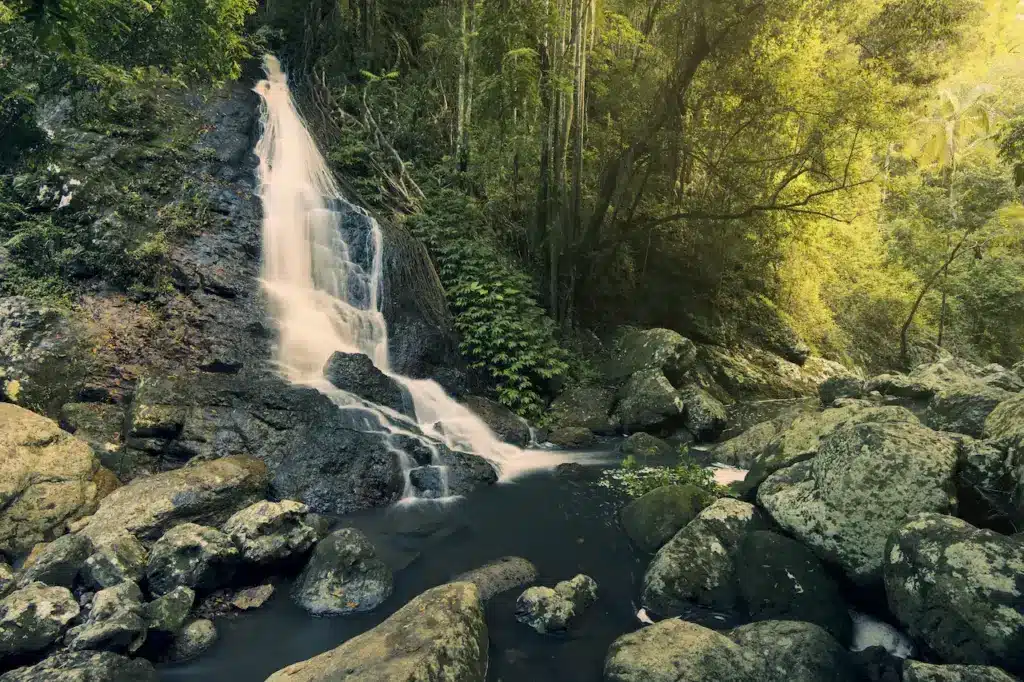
253, 55, 570, 498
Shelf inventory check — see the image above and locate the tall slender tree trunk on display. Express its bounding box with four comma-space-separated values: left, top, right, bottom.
455, 0, 474, 172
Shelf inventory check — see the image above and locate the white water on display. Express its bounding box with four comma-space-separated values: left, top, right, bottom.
253, 55, 572, 497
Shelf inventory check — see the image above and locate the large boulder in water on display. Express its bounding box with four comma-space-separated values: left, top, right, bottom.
728, 621, 857, 682
461, 396, 531, 446
548, 385, 617, 434
884, 514, 1024, 674
620, 485, 708, 553
453, 556, 538, 602
0, 404, 106, 559
292, 528, 393, 616
267, 582, 488, 682
514, 574, 598, 634
323, 352, 412, 417
605, 328, 697, 387
0, 651, 158, 681
613, 369, 685, 433
146, 524, 239, 596
757, 421, 959, 585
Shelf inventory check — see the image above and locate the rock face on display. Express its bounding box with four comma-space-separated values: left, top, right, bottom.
819, 376, 866, 405
548, 385, 616, 434
884, 514, 1024, 674
81, 456, 268, 545
757, 422, 959, 584
267, 582, 488, 682
728, 620, 857, 682
146, 524, 239, 596
956, 438, 1021, 529
680, 386, 727, 442
641, 498, 768, 615
292, 528, 393, 616
0, 582, 79, 657
453, 557, 538, 602
66, 581, 147, 654
926, 384, 1014, 438
143, 586, 194, 639
222, 500, 318, 565
0, 651, 158, 681
514, 574, 598, 634
0, 404, 104, 559
614, 370, 685, 433
902, 661, 1019, 682
461, 396, 531, 447
81, 531, 148, 590
620, 485, 708, 554
323, 352, 412, 418
15, 534, 93, 590
606, 328, 698, 387
734, 531, 851, 643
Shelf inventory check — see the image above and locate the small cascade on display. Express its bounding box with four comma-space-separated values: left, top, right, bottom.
253, 55, 570, 500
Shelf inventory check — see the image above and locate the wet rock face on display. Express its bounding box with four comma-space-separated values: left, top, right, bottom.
461, 396, 532, 447
548, 385, 617, 434
146, 524, 239, 596
0, 651, 158, 681
0, 583, 79, 658
222, 500, 318, 565
292, 528, 393, 616
757, 421, 959, 585
884, 514, 1024, 674
268, 582, 488, 682
515, 574, 598, 634
0, 404, 103, 560
322, 352, 413, 418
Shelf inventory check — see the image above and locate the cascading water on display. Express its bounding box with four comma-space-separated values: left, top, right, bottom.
253, 55, 574, 499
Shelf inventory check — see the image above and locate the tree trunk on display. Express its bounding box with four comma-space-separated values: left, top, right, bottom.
900, 231, 970, 368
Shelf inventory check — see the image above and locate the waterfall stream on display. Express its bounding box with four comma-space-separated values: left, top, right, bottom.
253, 55, 576, 499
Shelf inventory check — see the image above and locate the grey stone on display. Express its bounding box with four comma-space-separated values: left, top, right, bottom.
323, 352, 412, 418
142, 586, 194, 636
292, 528, 393, 616
620, 485, 708, 553
606, 328, 698, 387
926, 383, 1015, 438
222, 500, 317, 565
680, 386, 727, 442
166, 619, 216, 663
453, 557, 538, 602
461, 396, 531, 446
955, 437, 1021, 529
547, 427, 596, 449
81, 531, 147, 590
902, 661, 1020, 682
15, 534, 93, 589
728, 620, 857, 682
0, 583, 79, 657
146, 524, 238, 596
515, 574, 598, 634
619, 433, 676, 459
548, 385, 616, 434
614, 369, 685, 433
66, 582, 146, 654
0, 651, 158, 681
819, 376, 866, 405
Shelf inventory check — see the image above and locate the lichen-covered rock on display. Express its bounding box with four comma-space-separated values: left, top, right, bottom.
146, 524, 238, 596
641, 498, 768, 615
166, 619, 216, 663
15, 534, 93, 589
614, 369, 685, 433
66, 581, 146, 654
222, 500, 317, 565
453, 557, 538, 602
728, 620, 858, 682
81, 531, 147, 590
80, 456, 269, 545
926, 384, 1014, 438
985, 393, 1024, 450
713, 419, 785, 469
680, 386, 727, 442
955, 438, 1021, 529
757, 422, 959, 585
548, 385, 616, 434
620, 485, 708, 553
58, 402, 125, 465
0, 651, 158, 681
0, 563, 11, 596
606, 328, 698, 387
914, 357, 1024, 393
323, 352, 413, 418
884, 514, 1024, 674
143, 586, 194, 638
619, 433, 675, 459
461, 396, 531, 446
603, 619, 779, 682
819, 376, 866, 406
547, 427, 595, 449
866, 374, 936, 400
0, 582, 79, 657
267, 582, 487, 682
515, 574, 597, 634
0, 404, 103, 559
292, 528, 393, 616
902, 661, 1019, 682
734, 531, 851, 643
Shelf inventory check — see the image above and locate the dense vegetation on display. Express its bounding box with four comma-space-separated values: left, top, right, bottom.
2, 0, 1023, 414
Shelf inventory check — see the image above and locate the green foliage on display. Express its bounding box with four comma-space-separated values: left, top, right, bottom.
597, 449, 724, 500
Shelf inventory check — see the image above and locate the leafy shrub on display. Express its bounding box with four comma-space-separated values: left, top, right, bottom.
597, 449, 725, 500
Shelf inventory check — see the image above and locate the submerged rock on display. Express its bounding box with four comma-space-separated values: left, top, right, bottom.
461, 396, 532, 447
620, 485, 708, 554
267, 582, 487, 682
614, 369, 685, 433
453, 557, 538, 602
323, 351, 412, 418
514, 574, 598, 634
902, 661, 1019, 682
884, 514, 1024, 673
292, 528, 393, 616
166, 619, 217, 663
146, 524, 239, 596
757, 421, 959, 585
728, 620, 858, 682
548, 385, 616, 434
222, 500, 317, 565
0, 404, 104, 559
0, 651, 158, 681
0, 582, 79, 658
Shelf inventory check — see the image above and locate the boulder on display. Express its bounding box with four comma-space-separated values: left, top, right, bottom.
914, 357, 1024, 393
322, 352, 412, 418
461, 396, 531, 447
641, 498, 768, 615
166, 619, 216, 663
81, 456, 269, 545
0, 583, 79, 657
547, 427, 595, 449
66, 581, 146, 654
514, 574, 598, 634
985, 393, 1024, 450
606, 328, 698, 387
679, 386, 727, 442
222, 500, 318, 565
819, 376, 866, 406
15, 534, 93, 589
613, 370, 685, 433
227, 584, 274, 611
292, 528, 393, 616
758, 422, 959, 585
851, 646, 904, 682
619, 433, 675, 459
728, 620, 858, 682
81, 531, 147, 590
548, 385, 616, 434
712, 419, 788, 469
926, 384, 1014, 438
734, 531, 852, 643
453, 557, 538, 602
902, 661, 1019, 682
0, 563, 11, 596
884, 514, 1024, 673
0, 404, 103, 559
620, 485, 708, 553
267, 582, 487, 682
146, 524, 239, 596
603, 619, 779, 682
0, 651, 158, 682
866, 374, 936, 400
142, 586, 194, 638
955, 438, 1020, 529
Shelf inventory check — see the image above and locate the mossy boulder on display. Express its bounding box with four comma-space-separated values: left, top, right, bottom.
619, 432, 675, 459
548, 427, 596, 449
548, 385, 616, 434
620, 485, 708, 553
222, 500, 318, 566
453, 557, 538, 602
728, 620, 858, 682
605, 328, 697, 387
0, 651, 158, 681
614, 369, 685, 433
926, 384, 1015, 438
515, 574, 598, 634
146, 524, 239, 596
902, 661, 1019, 682
679, 386, 727, 442
0, 582, 79, 658
292, 528, 393, 616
